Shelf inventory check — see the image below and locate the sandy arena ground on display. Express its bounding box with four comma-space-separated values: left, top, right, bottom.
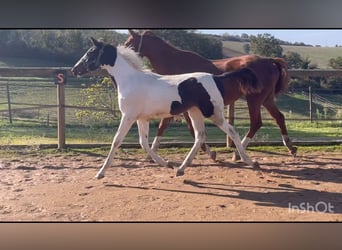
0, 146, 341, 221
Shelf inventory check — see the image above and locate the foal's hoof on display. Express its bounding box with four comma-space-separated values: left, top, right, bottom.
95, 173, 105, 179
146, 155, 154, 162
290, 147, 298, 157
176, 169, 185, 177
232, 152, 241, 162
252, 161, 261, 169
210, 151, 217, 161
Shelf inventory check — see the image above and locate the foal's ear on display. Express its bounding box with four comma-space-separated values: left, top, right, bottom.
90, 37, 102, 46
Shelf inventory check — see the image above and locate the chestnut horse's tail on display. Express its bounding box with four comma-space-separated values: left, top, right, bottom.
272, 57, 290, 95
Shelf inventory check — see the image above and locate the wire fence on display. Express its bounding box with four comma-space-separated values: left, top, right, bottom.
0, 68, 341, 147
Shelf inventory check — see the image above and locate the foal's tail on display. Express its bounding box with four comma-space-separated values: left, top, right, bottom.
273, 58, 290, 95
218, 67, 262, 95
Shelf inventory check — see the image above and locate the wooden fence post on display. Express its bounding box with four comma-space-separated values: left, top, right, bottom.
6, 81, 13, 124
226, 102, 235, 147
309, 86, 313, 122
55, 70, 67, 149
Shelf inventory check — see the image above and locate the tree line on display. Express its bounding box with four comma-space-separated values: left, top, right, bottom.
0, 30, 127, 64
2, 29, 342, 70
1, 29, 341, 89
0, 29, 223, 65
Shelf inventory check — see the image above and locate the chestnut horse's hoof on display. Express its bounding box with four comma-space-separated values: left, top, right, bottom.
166, 160, 175, 169
210, 151, 217, 161
252, 161, 261, 169
290, 147, 298, 157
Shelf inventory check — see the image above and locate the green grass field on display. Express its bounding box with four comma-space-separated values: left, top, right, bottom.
0, 77, 341, 146
0, 117, 341, 146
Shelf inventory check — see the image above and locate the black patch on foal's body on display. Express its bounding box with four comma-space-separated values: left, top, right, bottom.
170, 77, 214, 118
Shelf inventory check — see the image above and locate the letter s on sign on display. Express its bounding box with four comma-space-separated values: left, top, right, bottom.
57, 73, 65, 84
54, 71, 67, 85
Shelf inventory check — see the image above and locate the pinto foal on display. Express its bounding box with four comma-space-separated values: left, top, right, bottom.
71, 38, 259, 178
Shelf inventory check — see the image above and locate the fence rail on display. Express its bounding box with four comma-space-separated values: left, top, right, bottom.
0, 67, 341, 148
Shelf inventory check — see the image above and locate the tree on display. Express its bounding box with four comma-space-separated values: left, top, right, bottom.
284, 51, 311, 69
249, 33, 283, 57
75, 77, 118, 123
328, 56, 342, 69
243, 43, 250, 54
241, 33, 249, 40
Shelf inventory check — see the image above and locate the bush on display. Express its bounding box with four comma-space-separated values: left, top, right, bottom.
75, 77, 119, 124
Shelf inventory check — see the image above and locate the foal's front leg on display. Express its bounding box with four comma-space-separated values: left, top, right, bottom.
137, 119, 169, 167
95, 114, 135, 179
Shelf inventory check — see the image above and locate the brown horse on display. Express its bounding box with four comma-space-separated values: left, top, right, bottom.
124, 29, 297, 160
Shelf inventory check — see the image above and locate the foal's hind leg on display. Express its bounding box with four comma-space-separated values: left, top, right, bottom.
212, 113, 259, 169
263, 97, 297, 156
232, 98, 263, 161
95, 114, 136, 179
137, 119, 169, 167
183, 112, 216, 161
176, 109, 206, 176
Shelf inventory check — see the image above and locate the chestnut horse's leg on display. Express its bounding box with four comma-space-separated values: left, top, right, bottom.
262, 97, 297, 156
150, 117, 173, 153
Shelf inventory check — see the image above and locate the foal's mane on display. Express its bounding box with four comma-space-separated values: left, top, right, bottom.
117, 45, 147, 71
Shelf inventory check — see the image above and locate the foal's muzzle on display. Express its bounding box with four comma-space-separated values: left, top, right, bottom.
71, 63, 87, 76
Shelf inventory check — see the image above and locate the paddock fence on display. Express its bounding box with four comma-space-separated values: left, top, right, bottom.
0, 67, 341, 148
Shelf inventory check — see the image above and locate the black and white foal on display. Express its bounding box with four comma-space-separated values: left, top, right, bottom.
71, 38, 259, 178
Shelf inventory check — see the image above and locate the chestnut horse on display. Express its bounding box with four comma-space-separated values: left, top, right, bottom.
124, 30, 297, 160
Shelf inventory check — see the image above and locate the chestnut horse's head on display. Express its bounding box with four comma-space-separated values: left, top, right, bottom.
124, 29, 156, 57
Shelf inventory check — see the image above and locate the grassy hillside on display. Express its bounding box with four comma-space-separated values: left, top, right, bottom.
222, 41, 342, 69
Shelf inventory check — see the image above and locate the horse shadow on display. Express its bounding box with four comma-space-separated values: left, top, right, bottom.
182, 180, 342, 214
226, 147, 342, 184
259, 155, 342, 184
104, 180, 342, 215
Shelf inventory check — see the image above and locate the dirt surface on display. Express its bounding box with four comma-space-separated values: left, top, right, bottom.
0, 146, 341, 221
